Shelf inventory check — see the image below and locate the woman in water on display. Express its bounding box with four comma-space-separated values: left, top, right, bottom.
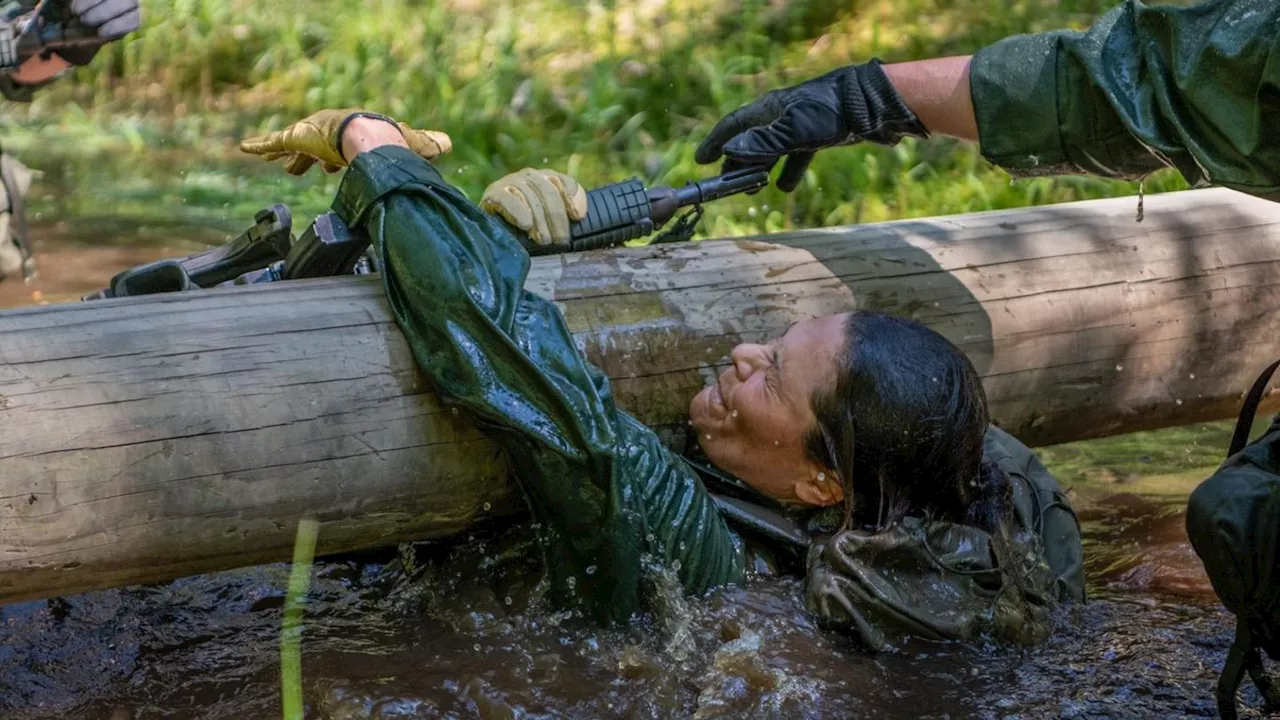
240, 108, 1084, 651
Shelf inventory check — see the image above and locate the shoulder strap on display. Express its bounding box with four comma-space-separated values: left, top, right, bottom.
680, 455, 813, 551
1228, 358, 1280, 458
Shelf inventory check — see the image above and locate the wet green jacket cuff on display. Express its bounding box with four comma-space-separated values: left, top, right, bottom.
333, 144, 446, 224
970, 0, 1280, 200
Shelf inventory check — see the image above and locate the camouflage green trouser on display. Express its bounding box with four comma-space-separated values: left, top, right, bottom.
0, 150, 33, 282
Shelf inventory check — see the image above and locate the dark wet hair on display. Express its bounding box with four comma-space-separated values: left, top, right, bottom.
803, 310, 1011, 533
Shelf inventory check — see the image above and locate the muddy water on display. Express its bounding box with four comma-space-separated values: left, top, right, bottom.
0, 479, 1257, 720
0, 237, 1270, 719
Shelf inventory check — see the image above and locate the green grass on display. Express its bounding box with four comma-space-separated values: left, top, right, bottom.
281, 517, 320, 720
2, 0, 1192, 240
1035, 414, 1275, 488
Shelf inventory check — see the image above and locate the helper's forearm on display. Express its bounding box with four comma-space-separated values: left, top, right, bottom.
882, 56, 977, 142
341, 117, 409, 159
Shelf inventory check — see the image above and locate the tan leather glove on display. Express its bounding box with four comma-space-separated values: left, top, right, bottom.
239, 109, 452, 176
480, 168, 588, 247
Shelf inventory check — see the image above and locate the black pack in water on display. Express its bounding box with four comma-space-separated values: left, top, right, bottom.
1186, 358, 1280, 719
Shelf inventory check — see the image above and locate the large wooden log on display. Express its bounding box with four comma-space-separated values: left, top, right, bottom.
3, 187, 1280, 605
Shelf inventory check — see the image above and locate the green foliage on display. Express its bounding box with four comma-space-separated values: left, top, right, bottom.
1036, 415, 1275, 487
3, 0, 1190, 238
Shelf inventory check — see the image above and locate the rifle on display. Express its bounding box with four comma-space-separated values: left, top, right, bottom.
82, 167, 770, 301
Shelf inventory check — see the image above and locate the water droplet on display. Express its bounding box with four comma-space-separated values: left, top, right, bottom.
672, 559, 682, 572
452, 407, 460, 416
1115, 364, 1124, 372
773, 440, 779, 446
816, 472, 826, 482
704, 434, 712, 441
483, 502, 491, 511
566, 576, 577, 589
1176, 398, 1183, 405
505, 596, 513, 605
748, 207, 758, 218
679, 541, 687, 551
585, 565, 598, 575
730, 409, 739, 418
473, 643, 481, 651
1189, 373, 1196, 379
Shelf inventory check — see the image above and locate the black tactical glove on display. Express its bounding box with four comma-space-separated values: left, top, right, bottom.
694, 60, 929, 192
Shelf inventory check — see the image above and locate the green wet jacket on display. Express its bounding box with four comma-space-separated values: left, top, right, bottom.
331, 146, 1085, 649
970, 0, 1280, 201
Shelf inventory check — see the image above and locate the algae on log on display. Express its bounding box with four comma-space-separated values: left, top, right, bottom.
3, 187, 1280, 604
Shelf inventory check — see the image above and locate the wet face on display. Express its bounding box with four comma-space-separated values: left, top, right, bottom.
689, 313, 849, 507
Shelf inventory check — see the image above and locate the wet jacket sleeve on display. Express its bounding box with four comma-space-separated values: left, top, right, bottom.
330, 146, 744, 623
969, 0, 1280, 200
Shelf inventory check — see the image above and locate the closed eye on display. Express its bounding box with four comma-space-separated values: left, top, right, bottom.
765, 348, 782, 393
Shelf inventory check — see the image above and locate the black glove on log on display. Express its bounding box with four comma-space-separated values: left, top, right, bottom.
694, 60, 929, 192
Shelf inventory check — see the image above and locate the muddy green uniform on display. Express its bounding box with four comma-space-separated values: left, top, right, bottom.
331, 146, 1084, 650
970, 0, 1280, 201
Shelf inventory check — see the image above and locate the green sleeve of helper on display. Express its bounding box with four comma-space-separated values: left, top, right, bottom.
969, 0, 1280, 201
330, 146, 746, 625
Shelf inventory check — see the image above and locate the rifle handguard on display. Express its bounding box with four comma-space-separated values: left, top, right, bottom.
522, 167, 770, 256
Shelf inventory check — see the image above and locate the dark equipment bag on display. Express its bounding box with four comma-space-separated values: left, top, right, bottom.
1187, 358, 1280, 719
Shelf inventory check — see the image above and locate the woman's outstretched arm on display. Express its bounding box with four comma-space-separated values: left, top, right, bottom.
331, 120, 745, 622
